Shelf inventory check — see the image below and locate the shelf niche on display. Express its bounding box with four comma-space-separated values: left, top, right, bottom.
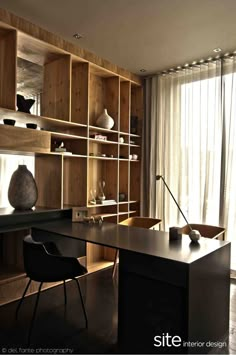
71, 62, 89, 125
63, 156, 87, 207
88, 159, 118, 206
42, 55, 71, 121
0, 29, 17, 110
89, 74, 119, 131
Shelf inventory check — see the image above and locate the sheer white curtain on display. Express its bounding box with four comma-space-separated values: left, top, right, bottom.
146, 56, 236, 241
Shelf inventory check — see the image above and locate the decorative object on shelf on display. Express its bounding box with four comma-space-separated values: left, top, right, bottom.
96, 108, 114, 130
26, 123, 37, 129
17, 94, 35, 114
130, 140, 135, 144
89, 189, 96, 205
83, 215, 104, 225
3, 119, 15, 126
72, 207, 89, 222
119, 137, 124, 143
98, 180, 106, 201
131, 116, 138, 134
96, 199, 116, 205
8, 164, 38, 210
156, 175, 201, 243
132, 154, 138, 160
90, 134, 107, 141
55, 141, 67, 152
119, 193, 126, 202
129, 154, 132, 160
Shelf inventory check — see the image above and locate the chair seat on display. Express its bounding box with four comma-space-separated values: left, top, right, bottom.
119, 217, 162, 229
180, 223, 225, 240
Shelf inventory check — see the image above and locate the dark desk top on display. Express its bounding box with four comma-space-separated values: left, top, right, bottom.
32, 219, 230, 264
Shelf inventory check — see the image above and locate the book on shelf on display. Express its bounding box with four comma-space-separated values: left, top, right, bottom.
96, 199, 116, 205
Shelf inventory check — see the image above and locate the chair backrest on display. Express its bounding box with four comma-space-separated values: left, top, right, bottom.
23, 235, 85, 282
180, 224, 225, 240
119, 217, 162, 230
23, 235, 50, 281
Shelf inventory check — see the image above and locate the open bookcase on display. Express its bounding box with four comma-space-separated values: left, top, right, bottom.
0, 8, 143, 304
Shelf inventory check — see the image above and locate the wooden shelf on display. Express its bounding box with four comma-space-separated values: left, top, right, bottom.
119, 142, 130, 146
88, 155, 118, 160
87, 202, 117, 208
0, 149, 62, 157
130, 133, 141, 138
89, 125, 119, 134
89, 138, 118, 145
51, 131, 87, 140
87, 261, 114, 274
0, 10, 143, 305
0, 108, 87, 130
0, 268, 26, 285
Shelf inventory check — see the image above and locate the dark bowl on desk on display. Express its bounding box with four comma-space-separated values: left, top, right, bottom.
3, 119, 16, 126
26, 123, 37, 129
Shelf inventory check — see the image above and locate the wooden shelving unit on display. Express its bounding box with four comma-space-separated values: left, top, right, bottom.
0, 8, 143, 303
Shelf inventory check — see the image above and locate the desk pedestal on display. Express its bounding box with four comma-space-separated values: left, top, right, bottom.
118, 245, 230, 354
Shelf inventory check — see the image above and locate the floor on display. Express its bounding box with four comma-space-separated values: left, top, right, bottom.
0, 268, 118, 354
0, 268, 236, 354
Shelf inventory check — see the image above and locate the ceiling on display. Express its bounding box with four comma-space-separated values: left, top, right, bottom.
1, 0, 236, 76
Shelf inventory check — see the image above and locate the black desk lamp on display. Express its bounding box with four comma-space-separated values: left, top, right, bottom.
156, 175, 201, 242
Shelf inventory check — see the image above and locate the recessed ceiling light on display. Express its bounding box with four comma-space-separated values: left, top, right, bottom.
140, 69, 146, 72
213, 48, 222, 53
73, 33, 83, 40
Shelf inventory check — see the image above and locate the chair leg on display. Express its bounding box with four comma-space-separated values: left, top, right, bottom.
63, 280, 67, 305
73, 278, 88, 328
27, 282, 43, 346
16, 278, 32, 320
112, 249, 119, 278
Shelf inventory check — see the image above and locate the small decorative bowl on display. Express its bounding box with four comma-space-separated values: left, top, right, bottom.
26, 123, 37, 129
3, 119, 15, 126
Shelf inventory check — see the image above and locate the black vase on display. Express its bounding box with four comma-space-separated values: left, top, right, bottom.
17, 94, 35, 114
8, 165, 38, 210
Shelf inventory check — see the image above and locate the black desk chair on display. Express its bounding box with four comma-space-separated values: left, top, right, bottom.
16, 235, 88, 344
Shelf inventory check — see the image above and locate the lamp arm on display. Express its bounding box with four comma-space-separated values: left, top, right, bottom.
159, 176, 192, 231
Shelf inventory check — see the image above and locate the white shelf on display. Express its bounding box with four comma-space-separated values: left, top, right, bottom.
89, 138, 118, 145
0, 107, 87, 131
89, 125, 119, 134
88, 155, 118, 161
51, 131, 87, 140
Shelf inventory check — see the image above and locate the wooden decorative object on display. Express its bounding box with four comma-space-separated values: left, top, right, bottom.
72, 207, 89, 222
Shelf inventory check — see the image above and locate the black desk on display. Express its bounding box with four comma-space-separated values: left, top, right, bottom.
32, 219, 230, 354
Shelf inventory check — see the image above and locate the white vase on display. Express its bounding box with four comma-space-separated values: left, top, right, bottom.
96, 109, 114, 130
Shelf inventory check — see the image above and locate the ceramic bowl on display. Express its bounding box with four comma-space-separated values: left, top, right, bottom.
3, 119, 15, 126
26, 123, 37, 129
